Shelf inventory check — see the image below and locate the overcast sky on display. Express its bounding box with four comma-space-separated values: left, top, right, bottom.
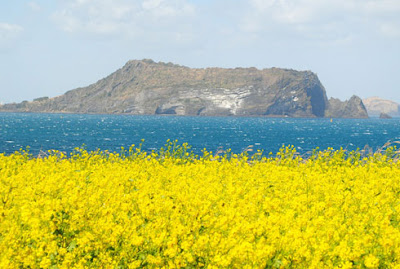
1, 0, 399, 104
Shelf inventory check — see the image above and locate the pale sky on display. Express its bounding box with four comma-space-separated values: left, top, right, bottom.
1, 0, 399, 104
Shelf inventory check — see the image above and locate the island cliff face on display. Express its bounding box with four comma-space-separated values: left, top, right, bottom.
0, 59, 368, 118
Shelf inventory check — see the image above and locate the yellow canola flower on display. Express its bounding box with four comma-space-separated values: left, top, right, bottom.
364, 254, 380, 268
0, 145, 400, 268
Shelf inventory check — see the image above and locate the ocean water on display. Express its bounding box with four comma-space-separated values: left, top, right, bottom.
1, 112, 399, 156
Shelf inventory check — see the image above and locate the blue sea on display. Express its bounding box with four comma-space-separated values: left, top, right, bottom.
1, 112, 399, 156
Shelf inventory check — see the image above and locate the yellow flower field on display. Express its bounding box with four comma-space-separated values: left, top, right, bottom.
1, 143, 400, 268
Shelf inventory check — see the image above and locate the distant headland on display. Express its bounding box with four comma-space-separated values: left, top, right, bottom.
363, 97, 400, 117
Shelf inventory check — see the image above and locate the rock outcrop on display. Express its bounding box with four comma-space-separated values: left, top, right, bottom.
325, 96, 369, 118
0, 59, 368, 118
380, 113, 392, 119
363, 97, 399, 117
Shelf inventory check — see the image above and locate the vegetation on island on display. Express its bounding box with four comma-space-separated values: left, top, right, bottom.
1, 142, 400, 268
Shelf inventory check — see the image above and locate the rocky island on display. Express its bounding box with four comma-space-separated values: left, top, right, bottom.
0, 59, 368, 118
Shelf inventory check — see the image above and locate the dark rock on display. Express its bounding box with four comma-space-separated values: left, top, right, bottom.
325, 95, 369, 118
